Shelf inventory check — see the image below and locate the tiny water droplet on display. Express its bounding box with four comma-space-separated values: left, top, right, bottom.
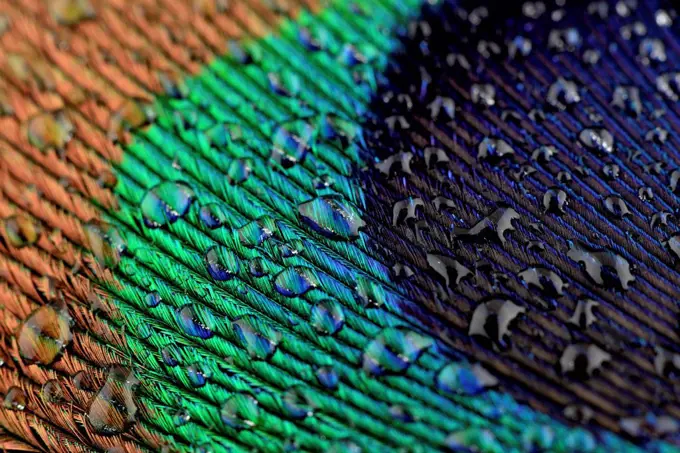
26, 111, 73, 151
543, 187, 568, 214
281, 385, 315, 420
579, 128, 614, 154
436, 363, 498, 396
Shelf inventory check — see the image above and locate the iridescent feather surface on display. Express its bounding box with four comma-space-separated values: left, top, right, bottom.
0, 0, 680, 452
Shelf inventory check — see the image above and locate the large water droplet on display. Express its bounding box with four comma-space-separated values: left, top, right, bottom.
87, 366, 139, 435
140, 181, 195, 228
17, 304, 72, 365
663, 234, 680, 262
220, 393, 260, 430
298, 196, 365, 240
392, 198, 424, 227
232, 315, 282, 360
362, 327, 433, 376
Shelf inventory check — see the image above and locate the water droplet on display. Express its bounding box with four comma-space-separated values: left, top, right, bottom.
3, 387, 26, 411
559, 344, 611, 379
173, 408, 191, 426
204, 246, 240, 281
310, 300, 345, 336
469, 297, 525, 349
645, 127, 668, 144
26, 111, 73, 151
199, 203, 229, 230
226, 158, 252, 185
543, 187, 568, 214
612, 85, 642, 116
140, 181, 195, 228
221, 393, 260, 430
657, 72, 680, 100
564, 404, 594, 424
237, 217, 278, 248
548, 28, 582, 52
477, 138, 515, 164
281, 385, 315, 420
354, 276, 386, 309
315, 365, 339, 390
87, 366, 139, 435
17, 304, 72, 365
436, 362, 499, 396
249, 257, 269, 277
602, 164, 620, 180
49, 0, 96, 25
569, 299, 600, 329
547, 78, 580, 110
176, 304, 215, 339
298, 196, 365, 240
452, 205, 520, 245
567, 241, 635, 290
663, 234, 680, 262
41, 379, 65, 403
161, 345, 182, 367
579, 128, 614, 154
74, 370, 96, 391
531, 145, 557, 163
271, 122, 313, 168
522, 426, 555, 451
620, 413, 679, 439
274, 266, 318, 297
470, 84, 496, 107
145, 291, 162, 308
232, 315, 282, 360
83, 221, 126, 268
2, 214, 42, 248
362, 327, 433, 376
392, 198, 424, 226
639, 38, 666, 64
603, 194, 630, 218
508, 35, 532, 58
638, 187, 653, 201
426, 253, 472, 288
186, 362, 212, 388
